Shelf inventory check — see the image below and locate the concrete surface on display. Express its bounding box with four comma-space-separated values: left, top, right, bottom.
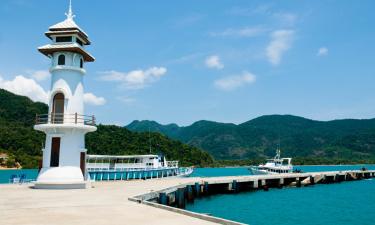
0, 177, 219, 225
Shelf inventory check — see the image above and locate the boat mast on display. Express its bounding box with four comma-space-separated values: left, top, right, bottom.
149, 127, 152, 154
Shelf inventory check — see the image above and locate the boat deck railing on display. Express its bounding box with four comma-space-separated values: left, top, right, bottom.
166, 161, 179, 168
87, 164, 179, 172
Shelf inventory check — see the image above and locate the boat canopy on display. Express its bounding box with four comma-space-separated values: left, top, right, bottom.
87, 154, 159, 159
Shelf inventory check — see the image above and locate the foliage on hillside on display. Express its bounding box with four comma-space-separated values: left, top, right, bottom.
86, 125, 214, 167
127, 116, 375, 161
0, 89, 214, 168
0, 89, 48, 168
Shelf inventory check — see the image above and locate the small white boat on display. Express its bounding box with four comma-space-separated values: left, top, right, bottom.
249, 149, 293, 175
86, 154, 194, 181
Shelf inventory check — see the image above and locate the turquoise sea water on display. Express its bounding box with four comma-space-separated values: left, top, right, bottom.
190, 164, 375, 177
1, 166, 375, 225
1, 165, 374, 183
187, 165, 375, 225
0, 169, 38, 183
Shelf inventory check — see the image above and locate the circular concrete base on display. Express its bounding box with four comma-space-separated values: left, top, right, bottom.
35, 166, 87, 189
34, 181, 90, 189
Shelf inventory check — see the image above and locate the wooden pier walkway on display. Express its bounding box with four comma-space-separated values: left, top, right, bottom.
0, 170, 374, 225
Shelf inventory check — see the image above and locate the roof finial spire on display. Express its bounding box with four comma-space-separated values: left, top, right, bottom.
65, 0, 75, 20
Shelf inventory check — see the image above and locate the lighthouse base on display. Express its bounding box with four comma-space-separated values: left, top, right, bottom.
34, 181, 90, 189
34, 166, 90, 189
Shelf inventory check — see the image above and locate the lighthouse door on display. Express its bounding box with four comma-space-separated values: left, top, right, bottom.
80, 152, 86, 177
52, 93, 64, 124
50, 137, 60, 167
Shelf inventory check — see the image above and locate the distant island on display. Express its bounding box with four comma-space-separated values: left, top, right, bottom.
127, 116, 375, 165
1, 88, 374, 169
0, 89, 213, 169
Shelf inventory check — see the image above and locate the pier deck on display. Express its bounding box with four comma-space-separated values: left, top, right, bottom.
1, 170, 374, 225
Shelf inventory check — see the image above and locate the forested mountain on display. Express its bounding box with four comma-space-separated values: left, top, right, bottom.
127, 116, 375, 161
0, 89, 213, 168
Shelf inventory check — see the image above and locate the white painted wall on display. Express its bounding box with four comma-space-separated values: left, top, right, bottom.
35, 50, 96, 185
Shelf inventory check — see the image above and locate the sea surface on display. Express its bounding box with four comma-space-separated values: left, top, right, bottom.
1, 165, 374, 225
188, 165, 375, 225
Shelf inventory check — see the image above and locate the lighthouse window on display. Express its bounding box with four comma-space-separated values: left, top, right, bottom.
56, 36, 72, 43
76, 38, 83, 46
58, 55, 65, 65
80, 58, 83, 68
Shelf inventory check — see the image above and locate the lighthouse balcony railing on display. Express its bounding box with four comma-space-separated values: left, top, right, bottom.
35, 113, 96, 126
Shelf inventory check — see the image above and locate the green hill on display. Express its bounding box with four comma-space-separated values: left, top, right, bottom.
0, 89, 213, 168
127, 116, 375, 162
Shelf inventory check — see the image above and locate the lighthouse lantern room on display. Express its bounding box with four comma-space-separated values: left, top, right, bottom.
34, 1, 96, 189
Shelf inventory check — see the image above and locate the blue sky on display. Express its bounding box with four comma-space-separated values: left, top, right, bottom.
0, 0, 374, 126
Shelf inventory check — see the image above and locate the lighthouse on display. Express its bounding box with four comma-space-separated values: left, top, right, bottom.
34, 1, 96, 189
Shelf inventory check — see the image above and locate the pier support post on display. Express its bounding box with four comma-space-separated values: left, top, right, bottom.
186, 185, 194, 202
203, 182, 209, 195
159, 192, 168, 205
232, 180, 239, 193
334, 174, 340, 183
253, 180, 258, 189
296, 178, 301, 187
194, 182, 200, 197
176, 188, 186, 209
278, 178, 284, 189
310, 176, 315, 185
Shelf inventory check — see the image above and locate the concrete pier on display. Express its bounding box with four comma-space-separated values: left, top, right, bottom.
0, 170, 374, 225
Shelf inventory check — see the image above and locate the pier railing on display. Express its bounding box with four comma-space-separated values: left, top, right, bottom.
35, 113, 96, 126
166, 161, 179, 168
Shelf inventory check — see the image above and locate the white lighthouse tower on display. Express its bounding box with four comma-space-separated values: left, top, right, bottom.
34, 1, 96, 189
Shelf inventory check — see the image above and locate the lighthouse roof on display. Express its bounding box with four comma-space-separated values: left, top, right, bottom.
38, 43, 95, 62
49, 17, 89, 38
46, 0, 90, 44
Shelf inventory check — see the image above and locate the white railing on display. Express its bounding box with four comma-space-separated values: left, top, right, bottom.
87, 162, 180, 171
166, 161, 179, 168
86, 163, 148, 170
35, 113, 96, 126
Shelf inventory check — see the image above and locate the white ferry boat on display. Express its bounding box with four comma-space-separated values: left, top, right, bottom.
86, 154, 194, 181
249, 149, 293, 175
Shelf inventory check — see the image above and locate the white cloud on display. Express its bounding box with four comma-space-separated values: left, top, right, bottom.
100, 67, 167, 90
116, 96, 136, 104
214, 71, 256, 91
317, 47, 328, 56
27, 70, 50, 81
266, 30, 294, 65
273, 13, 298, 27
227, 5, 273, 16
0, 75, 105, 106
0, 75, 49, 103
205, 55, 224, 70
84, 93, 106, 106
209, 27, 267, 38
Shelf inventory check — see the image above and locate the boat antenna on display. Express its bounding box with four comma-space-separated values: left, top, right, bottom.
149, 126, 152, 154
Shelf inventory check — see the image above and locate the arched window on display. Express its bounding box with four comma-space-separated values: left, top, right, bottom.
52, 93, 64, 124
58, 55, 65, 65
80, 58, 83, 68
